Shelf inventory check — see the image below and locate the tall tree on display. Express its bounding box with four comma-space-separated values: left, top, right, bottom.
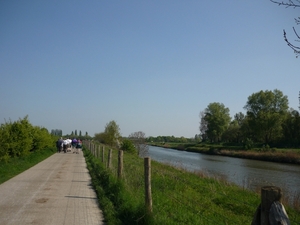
244, 89, 289, 144
199, 111, 208, 141
282, 108, 300, 147
203, 102, 231, 142
104, 120, 121, 148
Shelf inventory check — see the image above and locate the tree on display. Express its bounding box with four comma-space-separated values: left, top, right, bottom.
281, 108, 300, 147
271, 0, 300, 56
129, 131, 148, 157
194, 134, 202, 142
94, 132, 107, 144
104, 120, 121, 148
222, 120, 241, 143
199, 111, 208, 141
121, 139, 137, 154
51, 129, 62, 136
203, 102, 231, 142
244, 89, 289, 144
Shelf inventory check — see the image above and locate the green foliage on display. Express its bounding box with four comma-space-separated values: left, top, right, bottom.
94, 121, 122, 148
94, 132, 108, 144
199, 89, 300, 147
0, 146, 55, 184
0, 116, 55, 162
31, 127, 53, 152
121, 139, 136, 154
84, 144, 299, 224
244, 89, 289, 144
84, 148, 148, 225
204, 102, 231, 142
282, 109, 300, 147
146, 135, 195, 143
244, 138, 254, 150
104, 120, 121, 147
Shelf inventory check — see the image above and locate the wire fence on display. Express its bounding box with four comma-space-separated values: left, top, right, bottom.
83, 141, 300, 225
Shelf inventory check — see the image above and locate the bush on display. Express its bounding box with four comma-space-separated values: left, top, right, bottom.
0, 116, 54, 162
244, 138, 253, 150
121, 139, 137, 154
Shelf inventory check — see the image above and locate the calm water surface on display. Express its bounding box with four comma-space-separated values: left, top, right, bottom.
148, 146, 300, 198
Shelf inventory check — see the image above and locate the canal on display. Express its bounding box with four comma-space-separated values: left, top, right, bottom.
148, 145, 300, 200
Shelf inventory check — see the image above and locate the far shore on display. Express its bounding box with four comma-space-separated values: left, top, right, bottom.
148, 143, 300, 165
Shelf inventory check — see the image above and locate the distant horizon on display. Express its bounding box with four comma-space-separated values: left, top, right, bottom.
1, 1, 299, 139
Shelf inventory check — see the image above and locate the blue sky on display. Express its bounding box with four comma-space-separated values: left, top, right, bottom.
1, 1, 299, 138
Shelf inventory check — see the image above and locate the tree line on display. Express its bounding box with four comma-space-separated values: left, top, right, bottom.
200, 89, 300, 148
146, 135, 199, 143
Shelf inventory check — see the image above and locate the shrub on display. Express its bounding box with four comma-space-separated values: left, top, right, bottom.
121, 139, 137, 154
0, 116, 54, 162
244, 138, 253, 150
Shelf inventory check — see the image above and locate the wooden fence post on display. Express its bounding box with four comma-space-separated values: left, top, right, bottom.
107, 149, 112, 169
252, 186, 290, 225
144, 157, 152, 213
118, 150, 123, 179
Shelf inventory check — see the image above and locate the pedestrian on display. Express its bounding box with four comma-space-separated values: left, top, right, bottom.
76, 139, 82, 154
56, 138, 63, 153
72, 138, 77, 153
63, 139, 68, 153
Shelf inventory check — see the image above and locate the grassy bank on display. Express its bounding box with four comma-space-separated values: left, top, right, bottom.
83, 145, 300, 225
149, 142, 300, 164
0, 147, 56, 184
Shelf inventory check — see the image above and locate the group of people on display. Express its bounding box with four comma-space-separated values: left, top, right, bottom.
56, 138, 82, 154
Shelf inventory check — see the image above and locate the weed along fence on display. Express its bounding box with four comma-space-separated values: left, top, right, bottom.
82, 141, 300, 225
83, 140, 153, 214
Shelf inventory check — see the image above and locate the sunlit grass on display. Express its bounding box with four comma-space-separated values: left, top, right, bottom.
85, 144, 300, 225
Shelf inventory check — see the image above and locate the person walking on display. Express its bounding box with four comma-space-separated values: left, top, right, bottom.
63, 139, 68, 153
56, 138, 63, 153
75, 139, 82, 154
72, 138, 77, 153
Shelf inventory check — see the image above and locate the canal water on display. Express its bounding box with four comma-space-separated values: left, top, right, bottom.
148, 145, 300, 199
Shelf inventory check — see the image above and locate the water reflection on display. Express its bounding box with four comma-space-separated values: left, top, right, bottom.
148, 145, 300, 200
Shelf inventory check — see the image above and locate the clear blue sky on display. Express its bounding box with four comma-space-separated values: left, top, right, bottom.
1, 1, 299, 138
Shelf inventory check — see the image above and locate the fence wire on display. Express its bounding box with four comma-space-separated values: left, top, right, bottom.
84, 142, 300, 224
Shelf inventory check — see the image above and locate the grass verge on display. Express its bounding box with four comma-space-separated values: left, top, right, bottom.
83, 145, 300, 225
0, 147, 56, 184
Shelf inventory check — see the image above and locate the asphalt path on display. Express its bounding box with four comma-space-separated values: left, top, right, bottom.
0, 149, 105, 225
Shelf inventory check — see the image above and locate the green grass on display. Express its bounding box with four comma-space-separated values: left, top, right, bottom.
0, 147, 56, 184
84, 144, 300, 225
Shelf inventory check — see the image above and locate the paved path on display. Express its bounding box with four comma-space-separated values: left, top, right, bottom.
0, 149, 105, 225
